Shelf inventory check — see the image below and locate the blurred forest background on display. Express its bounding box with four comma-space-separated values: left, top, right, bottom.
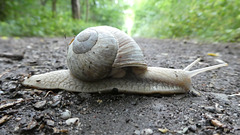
0, 0, 240, 42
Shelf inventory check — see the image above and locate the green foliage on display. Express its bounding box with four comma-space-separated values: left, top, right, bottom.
0, 12, 97, 37
84, 0, 129, 29
0, 0, 127, 37
0, 0, 240, 42
133, 0, 240, 42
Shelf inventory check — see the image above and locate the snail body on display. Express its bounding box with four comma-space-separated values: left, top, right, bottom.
22, 26, 227, 94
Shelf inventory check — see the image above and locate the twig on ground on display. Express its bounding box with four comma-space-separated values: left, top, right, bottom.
0, 70, 10, 78
228, 93, 240, 97
205, 114, 226, 128
0, 98, 24, 110
0, 115, 13, 125
0, 53, 24, 60
44, 91, 53, 98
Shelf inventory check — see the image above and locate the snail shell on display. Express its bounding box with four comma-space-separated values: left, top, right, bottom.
67, 26, 147, 81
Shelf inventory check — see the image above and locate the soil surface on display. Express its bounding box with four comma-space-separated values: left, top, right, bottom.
0, 37, 239, 135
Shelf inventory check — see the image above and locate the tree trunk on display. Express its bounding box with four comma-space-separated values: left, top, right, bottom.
71, 0, 80, 19
40, 0, 48, 6
85, 0, 89, 22
52, 0, 57, 18
0, 0, 6, 21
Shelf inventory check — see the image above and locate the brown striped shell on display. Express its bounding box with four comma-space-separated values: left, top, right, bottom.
67, 26, 147, 81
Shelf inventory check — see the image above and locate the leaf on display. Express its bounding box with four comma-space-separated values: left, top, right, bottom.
1, 36, 8, 40
158, 128, 169, 133
207, 53, 219, 57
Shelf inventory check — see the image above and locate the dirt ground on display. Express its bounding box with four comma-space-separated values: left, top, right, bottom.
0, 37, 239, 135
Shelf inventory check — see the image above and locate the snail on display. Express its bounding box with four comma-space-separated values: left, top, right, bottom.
22, 26, 227, 95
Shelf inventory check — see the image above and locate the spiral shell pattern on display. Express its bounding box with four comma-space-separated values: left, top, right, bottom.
67, 26, 147, 81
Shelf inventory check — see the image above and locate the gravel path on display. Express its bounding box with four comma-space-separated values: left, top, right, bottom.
0, 37, 239, 134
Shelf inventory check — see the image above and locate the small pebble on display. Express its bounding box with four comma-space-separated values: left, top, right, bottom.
215, 103, 224, 113
178, 127, 188, 134
27, 45, 32, 49
66, 118, 79, 125
133, 130, 141, 135
131, 100, 137, 106
203, 129, 213, 135
15, 117, 22, 121
183, 127, 189, 134
188, 125, 197, 132
33, 100, 46, 109
46, 119, 55, 126
8, 82, 18, 91
78, 93, 91, 98
53, 94, 62, 102
24, 119, 37, 130
196, 123, 202, 128
141, 128, 153, 135
51, 95, 62, 107
14, 126, 20, 132
60, 110, 71, 119
204, 106, 216, 113
58, 121, 63, 125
